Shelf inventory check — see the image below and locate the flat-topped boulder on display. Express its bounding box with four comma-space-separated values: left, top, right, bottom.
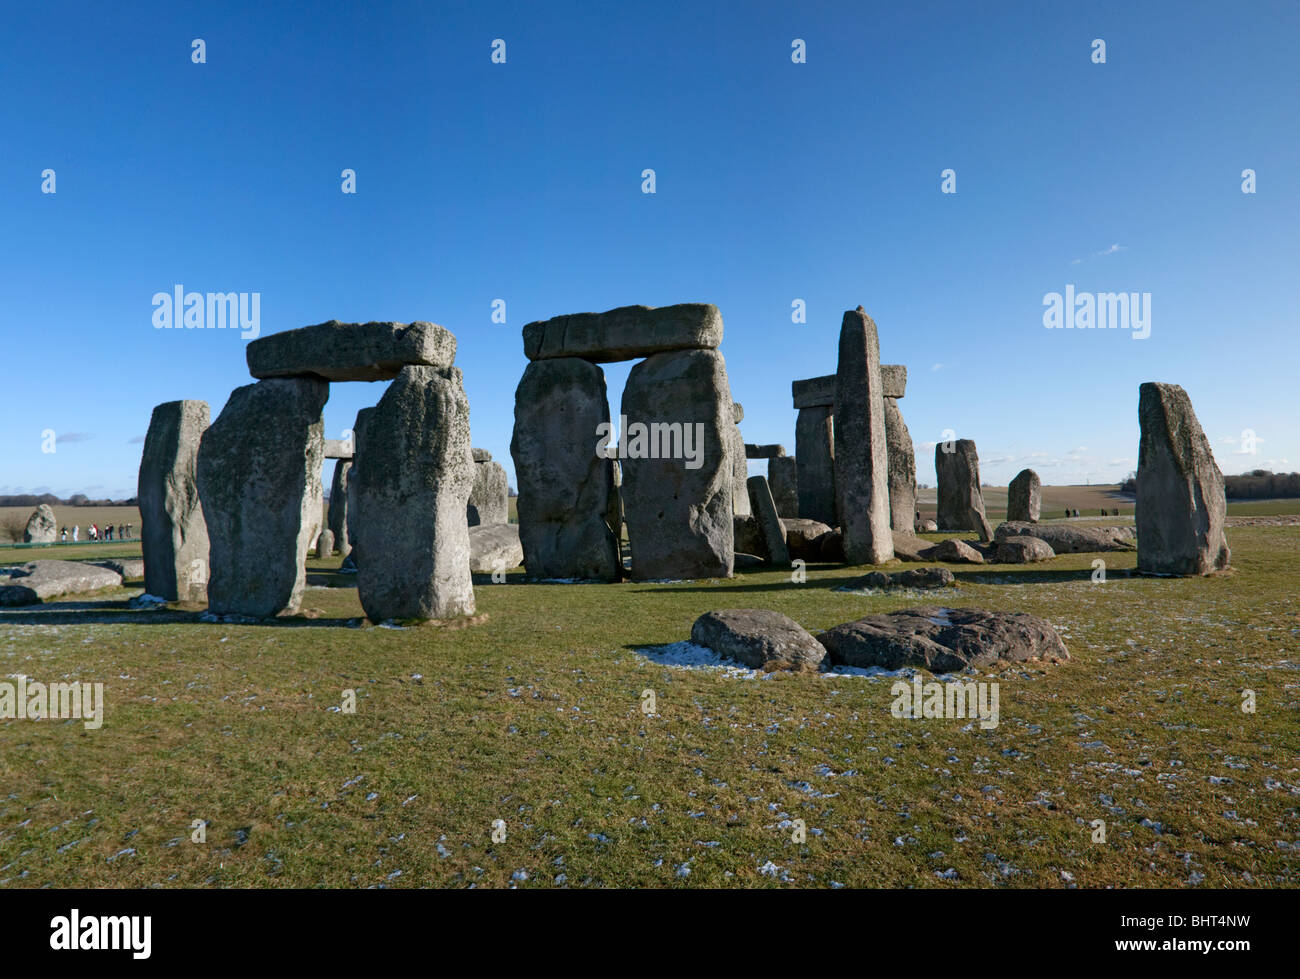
925, 538, 985, 564
995, 521, 1135, 553
691, 609, 827, 672
522, 303, 722, 362
0, 561, 122, 606
995, 535, 1055, 563
744, 443, 786, 459
819, 606, 1069, 673
469, 523, 524, 574
246, 320, 457, 382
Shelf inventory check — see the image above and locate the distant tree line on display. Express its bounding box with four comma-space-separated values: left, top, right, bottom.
1117, 469, 1300, 499
0, 493, 138, 508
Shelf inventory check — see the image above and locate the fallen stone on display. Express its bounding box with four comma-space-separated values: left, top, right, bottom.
844, 567, 955, 591
356, 366, 476, 620
247, 320, 456, 382
925, 538, 985, 564
834, 308, 892, 564
916, 519, 939, 533
782, 518, 833, 561
819, 606, 1070, 673
1007, 469, 1041, 523
621, 349, 733, 580
511, 358, 620, 581
469, 523, 524, 574
747, 476, 789, 566
523, 303, 722, 362
22, 505, 57, 544
691, 609, 827, 672
1136, 382, 1231, 576
891, 532, 931, 562
994, 522, 1135, 553
197, 377, 329, 617
935, 439, 993, 541
96, 558, 145, 579
995, 535, 1056, 563
0, 561, 122, 606
468, 460, 509, 527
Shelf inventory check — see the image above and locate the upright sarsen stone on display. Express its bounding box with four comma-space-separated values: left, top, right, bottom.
935, 439, 993, 541
730, 401, 750, 517
356, 366, 476, 619
621, 349, 734, 580
139, 400, 210, 601
197, 378, 329, 617
22, 504, 57, 544
328, 459, 351, 554
883, 397, 916, 533
1136, 382, 1230, 575
345, 407, 374, 567
511, 358, 620, 581
795, 406, 836, 525
768, 456, 799, 517
747, 475, 790, 567
1007, 469, 1041, 523
833, 308, 893, 564
467, 460, 509, 526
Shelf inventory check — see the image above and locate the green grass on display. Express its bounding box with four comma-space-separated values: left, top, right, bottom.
1, 514, 1298, 889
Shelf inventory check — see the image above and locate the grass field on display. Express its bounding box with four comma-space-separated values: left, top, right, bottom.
1, 497, 1297, 888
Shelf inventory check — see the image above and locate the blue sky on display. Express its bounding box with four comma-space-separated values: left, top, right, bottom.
3, 0, 1297, 499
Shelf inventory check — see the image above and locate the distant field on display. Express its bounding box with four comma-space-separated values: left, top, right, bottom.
0, 506, 142, 545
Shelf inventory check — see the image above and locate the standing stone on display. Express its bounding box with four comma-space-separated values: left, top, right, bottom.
621, 349, 734, 580
315, 528, 335, 559
1007, 469, 1042, 523
1136, 382, 1230, 576
768, 456, 799, 517
935, 439, 993, 542
511, 358, 620, 581
833, 308, 893, 564
747, 475, 790, 567
467, 460, 509, 526
730, 401, 750, 517
197, 378, 329, 617
22, 504, 57, 544
139, 400, 210, 601
328, 459, 351, 554
345, 407, 374, 568
356, 366, 476, 619
883, 397, 916, 533
795, 406, 836, 525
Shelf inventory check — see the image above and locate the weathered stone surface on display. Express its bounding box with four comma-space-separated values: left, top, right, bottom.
622, 349, 734, 580
323, 438, 353, 459
328, 459, 351, 555
745, 443, 786, 459
1007, 469, 1041, 523
995, 522, 1135, 553
356, 366, 475, 619
747, 476, 789, 566
791, 374, 835, 409
471, 448, 492, 463
197, 378, 329, 617
768, 456, 799, 517
316, 528, 335, 559
796, 405, 836, 524
139, 400, 210, 602
925, 538, 985, 564
511, 358, 620, 581
467, 460, 509, 527
834, 308, 893, 564
819, 606, 1069, 673
0, 560, 122, 606
96, 558, 145, 579
247, 320, 456, 382
782, 518, 833, 561
891, 532, 931, 562
916, 518, 939, 533
935, 439, 993, 541
881, 364, 907, 400
817, 529, 845, 562
469, 523, 524, 574
732, 402, 744, 424
523, 303, 722, 362
691, 609, 827, 672
884, 397, 916, 533
845, 567, 955, 591
734, 514, 765, 558
1137, 382, 1231, 576
729, 410, 750, 518
345, 409, 374, 567
995, 535, 1056, 563
22, 504, 57, 544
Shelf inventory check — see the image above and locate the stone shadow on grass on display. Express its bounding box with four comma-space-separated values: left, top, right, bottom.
0, 598, 361, 628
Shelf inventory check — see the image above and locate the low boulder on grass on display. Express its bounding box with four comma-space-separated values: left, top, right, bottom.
995, 536, 1056, 564
691, 609, 827, 672
924, 539, 985, 564
844, 567, 955, 591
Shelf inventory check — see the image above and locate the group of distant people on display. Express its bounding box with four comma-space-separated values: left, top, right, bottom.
58, 523, 132, 542
1063, 508, 1121, 517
